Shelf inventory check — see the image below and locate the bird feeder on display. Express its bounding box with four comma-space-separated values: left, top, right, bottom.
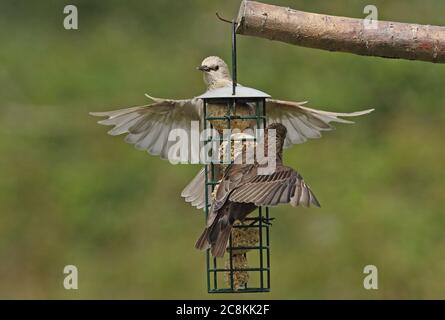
196, 21, 272, 293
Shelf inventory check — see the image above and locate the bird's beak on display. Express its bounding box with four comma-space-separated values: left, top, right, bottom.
197, 65, 209, 72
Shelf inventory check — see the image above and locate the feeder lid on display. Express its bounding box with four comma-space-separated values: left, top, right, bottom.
197, 85, 271, 99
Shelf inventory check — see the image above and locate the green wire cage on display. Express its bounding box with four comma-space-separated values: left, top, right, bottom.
196, 21, 273, 293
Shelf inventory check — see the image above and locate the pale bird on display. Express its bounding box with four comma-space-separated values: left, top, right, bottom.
90, 56, 373, 209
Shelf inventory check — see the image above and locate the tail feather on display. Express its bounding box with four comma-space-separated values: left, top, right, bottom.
211, 223, 232, 258
195, 228, 210, 250
196, 206, 234, 258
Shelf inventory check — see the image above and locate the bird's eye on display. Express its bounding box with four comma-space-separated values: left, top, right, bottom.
212, 65, 219, 71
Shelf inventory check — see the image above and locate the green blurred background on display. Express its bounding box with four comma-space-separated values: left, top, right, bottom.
1, 0, 445, 299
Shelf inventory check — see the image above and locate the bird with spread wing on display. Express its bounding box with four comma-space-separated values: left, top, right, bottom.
195, 123, 320, 257
90, 56, 373, 209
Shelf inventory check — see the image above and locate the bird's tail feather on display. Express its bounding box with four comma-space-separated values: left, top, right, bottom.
211, 223, 232, 258
196, 207, 233, 258
195, 228, 211, 250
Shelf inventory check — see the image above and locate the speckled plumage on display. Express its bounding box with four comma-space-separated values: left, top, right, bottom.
195, 123, 320, 258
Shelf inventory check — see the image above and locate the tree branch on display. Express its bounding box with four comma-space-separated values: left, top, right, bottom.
235, 0, 445, 64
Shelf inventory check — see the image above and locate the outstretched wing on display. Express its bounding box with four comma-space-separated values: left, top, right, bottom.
266, 99, 373, 147
90, 95, 202, 161
229, 166, 320, 208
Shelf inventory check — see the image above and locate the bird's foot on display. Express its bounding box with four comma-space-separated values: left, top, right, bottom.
246, 217, 275, 226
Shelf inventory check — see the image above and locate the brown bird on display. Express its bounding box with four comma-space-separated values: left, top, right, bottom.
195, 123, 320, 257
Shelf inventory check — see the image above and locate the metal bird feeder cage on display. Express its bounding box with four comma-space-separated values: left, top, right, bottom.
196, 21, 272, 293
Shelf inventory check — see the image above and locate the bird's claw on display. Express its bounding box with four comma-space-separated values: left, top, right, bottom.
247, 217, 275, 226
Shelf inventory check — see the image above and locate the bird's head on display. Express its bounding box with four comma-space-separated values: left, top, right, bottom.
266, 123, 287, 141
197, 56, 231, 88
265, 123, 287, 157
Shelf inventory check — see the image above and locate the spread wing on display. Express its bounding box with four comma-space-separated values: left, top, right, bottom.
229, 166, 320, 208
266, 99, 374, 147
90, 94, 202, 161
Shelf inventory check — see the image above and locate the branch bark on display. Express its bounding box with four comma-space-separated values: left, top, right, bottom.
236, 0, 445, 64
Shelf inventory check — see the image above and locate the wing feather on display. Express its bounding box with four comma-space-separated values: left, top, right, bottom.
90, 95, 202, 160
266, 99, 373, 148
181, 168, 209, 210
230, 166, 320, 208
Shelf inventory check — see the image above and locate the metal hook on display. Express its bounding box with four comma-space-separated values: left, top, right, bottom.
216, 12, 237, 25
215, 12, 238, 95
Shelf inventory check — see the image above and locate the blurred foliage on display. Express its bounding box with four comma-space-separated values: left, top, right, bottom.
0, 0, 445, 299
